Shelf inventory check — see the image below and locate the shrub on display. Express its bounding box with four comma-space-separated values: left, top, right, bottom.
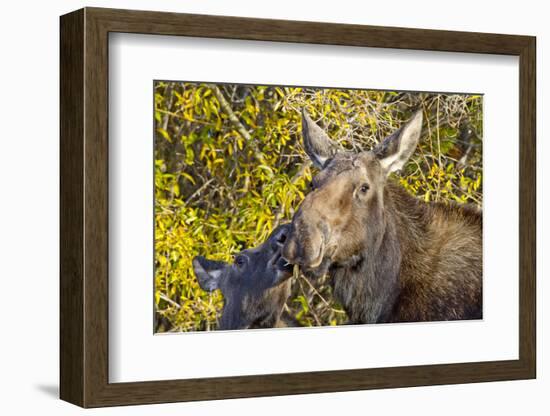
154, 82, 482, 332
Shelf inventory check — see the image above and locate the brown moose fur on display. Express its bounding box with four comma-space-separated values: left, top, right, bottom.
329, 178, 482, 323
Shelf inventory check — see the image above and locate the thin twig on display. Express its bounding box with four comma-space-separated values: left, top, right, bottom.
156, 109, 216, 126
300, 276, 332, 309
184, 178, 214, 205
159, 293, 181, 309
297, 277, 322, 326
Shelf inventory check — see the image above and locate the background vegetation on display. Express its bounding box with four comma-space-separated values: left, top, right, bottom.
154, 81, 483, 332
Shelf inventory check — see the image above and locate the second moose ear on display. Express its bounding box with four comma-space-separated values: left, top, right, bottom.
373, 109, 423, 175
192, 256, 228, 292
301, 110, 342, 169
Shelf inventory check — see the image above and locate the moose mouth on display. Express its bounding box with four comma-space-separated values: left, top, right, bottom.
285, 238, 325, 270
270, 251, 294, 280
294, 240, 333, 280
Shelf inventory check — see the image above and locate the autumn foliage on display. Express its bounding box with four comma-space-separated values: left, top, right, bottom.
154, 81, 482, 332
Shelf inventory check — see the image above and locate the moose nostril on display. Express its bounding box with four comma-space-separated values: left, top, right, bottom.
276, 232, 287, 246
274, 225, 290, 247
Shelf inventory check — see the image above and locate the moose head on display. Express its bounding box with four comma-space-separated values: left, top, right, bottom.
192, 224, 293, 330
283, 110, 423, 277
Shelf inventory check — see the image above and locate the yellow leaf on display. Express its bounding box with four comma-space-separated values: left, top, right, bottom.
157, 128, 171, 142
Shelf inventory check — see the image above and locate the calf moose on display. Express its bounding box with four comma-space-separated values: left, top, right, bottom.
193, 224, 294, 330
283, 110, 482, 324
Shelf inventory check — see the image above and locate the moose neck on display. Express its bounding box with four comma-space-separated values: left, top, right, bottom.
329, 179, 426, 324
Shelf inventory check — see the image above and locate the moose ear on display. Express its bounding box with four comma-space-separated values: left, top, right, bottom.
374, 110, 423, 175
302, 110, 342, 169
192, 256, 227, 292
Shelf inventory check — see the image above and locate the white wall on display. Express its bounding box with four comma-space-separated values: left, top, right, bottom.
0, 0, 545, 414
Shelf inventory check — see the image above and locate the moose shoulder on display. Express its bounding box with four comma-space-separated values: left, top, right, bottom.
283, 110, 482, 324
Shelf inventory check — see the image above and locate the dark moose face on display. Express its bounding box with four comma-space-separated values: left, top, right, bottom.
282, 109, 423, 276
192, 224, 293, 330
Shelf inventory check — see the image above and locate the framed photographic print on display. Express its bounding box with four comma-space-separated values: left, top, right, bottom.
60, 7, 536, 408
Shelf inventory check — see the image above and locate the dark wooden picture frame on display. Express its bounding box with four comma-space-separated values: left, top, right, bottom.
60, 7, 536, 408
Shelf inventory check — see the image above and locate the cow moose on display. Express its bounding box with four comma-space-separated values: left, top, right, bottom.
282, 110, 482, 324
193, 224, 294, 330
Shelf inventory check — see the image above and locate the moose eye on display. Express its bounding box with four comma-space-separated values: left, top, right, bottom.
359, 183, 370, 194
234, 255, 247, 268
